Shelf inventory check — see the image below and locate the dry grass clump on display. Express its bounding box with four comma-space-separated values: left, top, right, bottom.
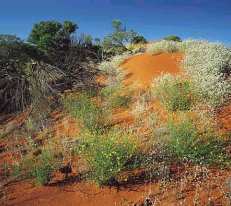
126, 43, 146, 53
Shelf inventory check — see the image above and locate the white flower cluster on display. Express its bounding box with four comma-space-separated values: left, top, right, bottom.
183, 40, 231, 106
146, 40, 181, 54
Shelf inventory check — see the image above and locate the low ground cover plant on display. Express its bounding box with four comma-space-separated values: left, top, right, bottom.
13, 149, 61, 185
166, 115, 230, 166
75, 129, 138, 185
100, 84, 132, 109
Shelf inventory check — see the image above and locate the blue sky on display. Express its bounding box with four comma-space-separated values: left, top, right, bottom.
0, 0, 230, 44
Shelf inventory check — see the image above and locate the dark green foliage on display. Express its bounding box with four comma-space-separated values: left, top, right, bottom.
163, 35, 182, 42
0, 35, 58, 113
28, 20, 78, 52
131, 35, 147, 44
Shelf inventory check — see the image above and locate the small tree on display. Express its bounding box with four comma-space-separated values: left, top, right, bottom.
131, 35, 147, 44
163, 35, 182, 42
102, 19, 137, 57
28, 20, 78, 52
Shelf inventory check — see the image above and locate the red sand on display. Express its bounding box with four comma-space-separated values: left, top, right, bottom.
216, 104, 231, 133
3, 167, 231, 206
121, 53, 182, 88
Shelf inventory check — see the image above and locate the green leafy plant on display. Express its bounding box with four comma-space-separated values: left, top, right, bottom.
76, 129, 138, 185
167, 117, 229, 166
153, 75, 194, 111
28, 20, 77, 52
62, 92, 108, 133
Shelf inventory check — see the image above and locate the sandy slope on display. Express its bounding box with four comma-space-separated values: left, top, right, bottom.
1, 52, 231, 206
121, 52, 182, 88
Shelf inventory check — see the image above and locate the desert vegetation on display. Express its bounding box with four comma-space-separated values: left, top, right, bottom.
0, 19, 231, 206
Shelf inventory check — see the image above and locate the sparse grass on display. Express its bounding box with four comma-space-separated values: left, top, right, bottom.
31, 149, 60, 185
75, 129, 138, 185
13, 149, 61, 185
62, 92, 108, 133
100, 85, 132, 109
152, 74, 194, 111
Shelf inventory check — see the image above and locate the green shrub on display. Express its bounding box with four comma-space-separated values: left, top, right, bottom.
62, 93, 107, 133
163, 35, 182, 42
153, 75, 194, 111
167, 118, 229, 166
110, 95, 132, 108
76, 129, 138, 185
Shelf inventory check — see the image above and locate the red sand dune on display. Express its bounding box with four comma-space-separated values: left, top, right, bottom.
121, 52, 182, 88
2, 52, 231, 206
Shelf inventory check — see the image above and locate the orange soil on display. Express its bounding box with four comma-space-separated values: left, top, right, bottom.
3, 167, 231, 206
121, 52, 182, 88
1, 52, 231, 206
216, 104, 231, 133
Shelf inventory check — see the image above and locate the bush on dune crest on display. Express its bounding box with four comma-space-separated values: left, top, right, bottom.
146, 40, 181, 54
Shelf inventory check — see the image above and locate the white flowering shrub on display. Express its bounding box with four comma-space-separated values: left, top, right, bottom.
98, 53, 132, 87
146, 40, 181, 54
98, 53, 131, 75
182, 40, 231, 106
